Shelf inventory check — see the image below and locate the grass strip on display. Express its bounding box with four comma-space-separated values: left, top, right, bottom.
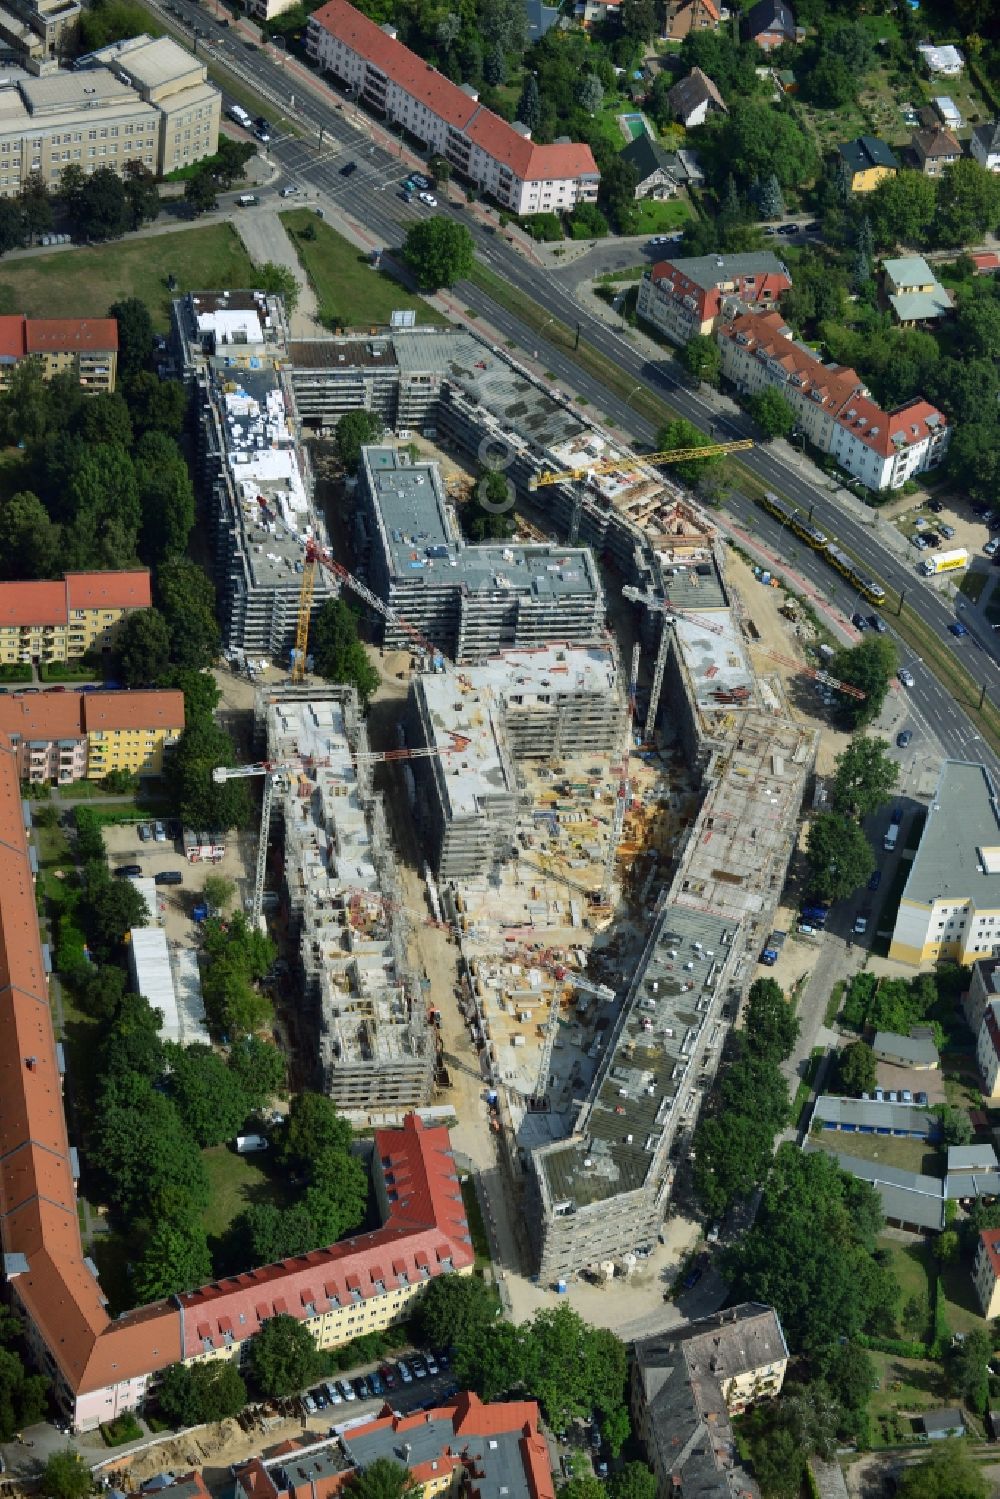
791, 1046, 825, 1129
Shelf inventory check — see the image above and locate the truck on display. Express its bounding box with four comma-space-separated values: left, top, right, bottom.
227, 104, 252, 129
884, 824, 900, 852
235, 1134, 269, 1154
761, 929, 787, 966
801, 904, 830, 927
920, 547, 968, 577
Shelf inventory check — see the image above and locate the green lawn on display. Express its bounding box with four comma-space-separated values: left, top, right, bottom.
0, 223, 258, 330
938, 1257, 990, 1338
879, 1235, 934, 1342
867, 1349, 945, 1425
201, 1142, 291, 1240
813, 1128, 942, 1177
632, 198, 692, 235
280, 209, 446, 330
960, 568, 989, 604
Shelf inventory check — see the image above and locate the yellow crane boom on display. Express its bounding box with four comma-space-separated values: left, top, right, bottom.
529, 439, 754, 489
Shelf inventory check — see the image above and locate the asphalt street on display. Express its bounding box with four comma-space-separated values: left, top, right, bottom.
150, 0, 999, 760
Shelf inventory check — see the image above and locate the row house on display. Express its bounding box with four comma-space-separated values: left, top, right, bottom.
306, 0, 598, 215
0, 688, 185, 784
636, 251, 791, 348
0, 570, 151, 666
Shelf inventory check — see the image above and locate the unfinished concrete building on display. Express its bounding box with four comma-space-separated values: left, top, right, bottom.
408, 644, 625, 879
264, 686, 434, 1113
358, 446, 606, 663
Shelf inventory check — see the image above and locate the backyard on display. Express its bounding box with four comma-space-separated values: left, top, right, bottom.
202, 1142, 293, 1241
0, 223, 258, 330
280, 209, 446, 329
813, 1128, 943, 1178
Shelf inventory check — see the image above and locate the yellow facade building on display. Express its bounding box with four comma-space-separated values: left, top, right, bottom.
0, 689, 183, 783
889, 760, 1000, 966
974, 1229, 1000, 1318
837, 135, 899, 192
0, 570, 151, 666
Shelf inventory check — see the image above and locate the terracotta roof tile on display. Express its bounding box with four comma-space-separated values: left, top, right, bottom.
24, 319, 118, 355
0, 580, 68, 627
82, 690, 184, 733
981, 1227, 1000, 1279
0, 694, 85, 743
0, 317, 26, 360
65, 571, 151, 611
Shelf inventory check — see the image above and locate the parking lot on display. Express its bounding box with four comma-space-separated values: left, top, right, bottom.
102, 821, 253, 950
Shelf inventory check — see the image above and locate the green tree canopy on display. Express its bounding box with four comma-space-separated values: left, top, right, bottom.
745, 977, 799, 1063
335, 410, 384, 475
0, 1346, 49, 1443
157, 1359, 247, 1428
117, 606, 171, 687
896, 1440, 987, 1499
835, 1041, 877, 1097
200, 913, 275, 1038
166, 1042, 249, 1147
168, 719, 252, 831
412, 1273, 498, 1349
679, 334, 722, 387
133, 1217, 212, 1302
403, 218, 474, 290
344, 1459, 421, 1499
40, 1450, 93, 1499
281, 1091, 353, 1171
256, 261, 300, 314
94, 1073, 208, 1220
108, 297, 154, 381
655, 418, 724, 487
747, 387, 796, 440
830, 736, 899, 819
609, 1464, 657, 1499
228, 1035, 286, 1111
805, 812, 875, 903
310, 598, 379, 703
465, 467, 516, 541
249, 1313, 320, 1398
0, 490, 60, 580
135, 433, 196, 564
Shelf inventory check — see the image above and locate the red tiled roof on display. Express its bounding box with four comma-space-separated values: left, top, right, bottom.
913, 125, 961, 158
972, 252, 1000, 273
0, 580, 68, 628
719, 310, 864, 413
82, 690, 184, 733
835, 394, 948, 459
310, 0, 597, 184
66, 571, 151, 611
0, 317, 26, 359
24, 319, 118, 355
981, 1227, 1000, 1279
0, 690, 183, 744
0, 693, 84, 742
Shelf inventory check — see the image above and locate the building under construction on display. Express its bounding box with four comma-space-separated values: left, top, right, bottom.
263, 685, 434, 1114
357, 446, 607, 663
407, 644, 626, 880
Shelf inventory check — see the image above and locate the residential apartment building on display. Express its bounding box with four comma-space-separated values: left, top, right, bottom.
264, 686, 434, 1112
0, 37, 219, 194
0, 570, 151, 665
234, 1393, 556, 1499
631, 1306, 788, 1497
837, 135, 898, 192
358, 446, 606, 663
717, 310, 949, 489
306, 0, 599, 215
976, 1000, 1000, 1102
637, 252, 791, 348
0, 0, 79, 68
974, 1229, 1000, 1318
889, 760, 1000, 966
409, 644, 624, 879
0, 687, 183, 782
0, 314, 117, 390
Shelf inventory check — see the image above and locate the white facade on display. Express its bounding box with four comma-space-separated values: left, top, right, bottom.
971, 123, 1000, 173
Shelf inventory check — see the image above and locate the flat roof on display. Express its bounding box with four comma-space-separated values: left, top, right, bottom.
288, 339, 399, 371
671, 609, 756, 712
94, 34, 203, 88
20, 67, 134, 111
872, 1030, 939, 1066
812, 1094, 936, 1135
816, 1146, 945, 1230
899, 760, 1000, 907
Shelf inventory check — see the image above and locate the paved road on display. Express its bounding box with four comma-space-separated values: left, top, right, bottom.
143, 0, 1000, 758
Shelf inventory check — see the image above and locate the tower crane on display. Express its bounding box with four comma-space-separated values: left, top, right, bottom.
621, 585, 865, 736
291, 538, 446, 684
600, 640, 641, 906
212, 732, 472, 928
498, 943, 615, 1105
528, 440, 754, 490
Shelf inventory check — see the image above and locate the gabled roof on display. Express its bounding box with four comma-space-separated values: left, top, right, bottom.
620, 132, 682, 183
667, 66, 727, 120
973, 119, 1000, 155
837, 135, 899, 174
980, 1227, 1000, 1279
912, 124, 961, 159
744, 0, 795, 38
25, 319, 118, 355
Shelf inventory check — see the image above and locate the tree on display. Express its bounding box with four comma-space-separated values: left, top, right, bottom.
578, 74, 604, 114
228, 1035, 286, 1110
939, 1106, 972, 1147
185, 166, 219, 217
831, 736, 899, 819
933, 158, 1000, 249
747, 387, 796, 440
751, 172, 784, 220
679, 334, 721, 387
117, 606, 171, 686
413, 1270, 498, 1349
0, 197, 25, 256
133, 1217, 212, 1302
84, 870, 149, 967
724, 1146, 895, 1357
64, 440, 141, 569
868, 170, 936, 249
806, 812, 875, 903
69, 167, 129, 242
620, 0, 656, 37
73, 962, 128, 1024
452, 1317, 526, 1400
304, 1146, 368, 1246
745, 977, 799, 1063
0, 1346, 49, 1442
126, 372, 187, 437
108, 297, 154, 381
40, 1450, 92, 1499
678, 30, 758, 99
335, 410, 384, 476
705, 102, 819, 195
249, 1313, 320, 1397
18, 171, 52, 244
655, 418, 723, 487
256, 260, 300, 315
829, 636, 898, 727
947, 1328, 990, 1414
520, 1304, 627, 1431
282, 1091, 353, 1171
465, 467, 515, 541
156, 557, 219, 671
517, 73, 540, 131
168, 719, 252, 831
558, 1483, 605, 1499
135, 432, 196, 564
200, 913, 275, 1037
231, 1201, 317, 1267
0, 490, 60, 579
427, 155, 451, 185
123, 161, 161, 230
896, 1440, 986, 1499
310, 598, 379, 703
344, 1460, 420, 1499
166, 1042, 248, 1146
836, 1041, 877, 1097
158, 1360, 247, 1427
203, 873, 236, 912
609, 1464, 657, 1499
403, 218, 474, 290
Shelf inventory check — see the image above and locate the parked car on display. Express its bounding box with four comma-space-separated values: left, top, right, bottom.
647, 235, 670, 245
939, 524, 955, 540
303, 1395, 317, 1415
986, 539, 999, 558
154, 820, 167, 842
312, 1387, 328, 1409
410, 1357, 428, 1379
897, 729, 913, 748
325, 1382, 343, 1405
280, 185, 297, 197
352, 1377, 369, 1400
418, 191, 438, 207
928, 499, 944, 513
115, 864, 142, 878
155, 869, 183, 886
887, 1090, 898, 1103
914, 536, 929, 550
915, 1091, 928, 1105
923, 531, 941, 548
853, 914, 868, 935
867, 869, 882, 891
898, 668, 914, 687
397, 1361, 413, 1384
369, 1371, 385, 1395
382, 1367, 397, 1390
901, 1089, 913, 1103
868, 614, 887, 633
425, 1357, 439, 1376
410, 173, 429, 188
138, 823, 151, 841
891, 806, 904, 824
797, 923, 815, 935
851, 612, 868, 631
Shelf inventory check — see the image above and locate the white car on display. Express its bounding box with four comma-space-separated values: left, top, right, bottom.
280, 185, 297, 197
898, 668, 914, 688
418, 191, 438, 207
648, 235, 669, 245
853, 915, 868, 935
985, 539, 999, 557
